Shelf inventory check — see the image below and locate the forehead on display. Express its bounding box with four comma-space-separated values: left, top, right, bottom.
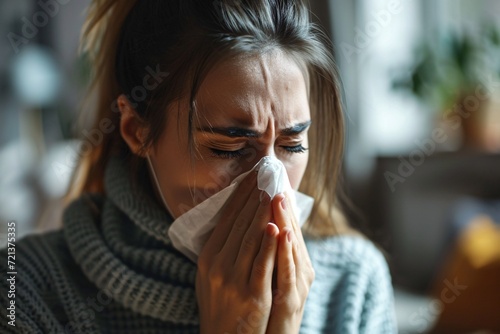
195, 50, 310, 127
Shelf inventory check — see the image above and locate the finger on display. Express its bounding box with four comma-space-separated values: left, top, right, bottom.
283, 194, 302, 239
219, 184, 263, 263
272, 193, 307, 274
276, 227, 296, 293
271, 193, 292, 231
273, 194, 315, 294
234, 192, 272, 275
202, 170, 258, 255
272, 193, 307, 252
250, 222, 279, 292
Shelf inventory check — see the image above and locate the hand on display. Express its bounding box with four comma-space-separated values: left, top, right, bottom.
266, 193, 315, 334
196, 171, 280, 334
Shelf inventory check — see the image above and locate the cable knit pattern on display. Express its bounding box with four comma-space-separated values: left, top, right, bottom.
0, 154, 397, 333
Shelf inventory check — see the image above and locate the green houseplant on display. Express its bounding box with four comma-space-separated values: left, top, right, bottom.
393, 24, 500, 150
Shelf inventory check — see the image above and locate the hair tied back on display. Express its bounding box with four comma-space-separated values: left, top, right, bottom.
80, 0, 139, 71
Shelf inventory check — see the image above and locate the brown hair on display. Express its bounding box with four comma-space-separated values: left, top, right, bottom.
68, 0, 353, 237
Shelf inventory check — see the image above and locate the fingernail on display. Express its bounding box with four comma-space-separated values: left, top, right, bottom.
286, 229, 292, 242
266, 222, 276, 236
280, 195, 286, 210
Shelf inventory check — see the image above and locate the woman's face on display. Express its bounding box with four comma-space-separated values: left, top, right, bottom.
149, 50, 311, 218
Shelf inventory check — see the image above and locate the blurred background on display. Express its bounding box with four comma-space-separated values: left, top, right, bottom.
0, 0, 499, 333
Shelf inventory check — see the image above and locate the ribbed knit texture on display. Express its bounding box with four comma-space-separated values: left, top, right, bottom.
0, 154, 397, 333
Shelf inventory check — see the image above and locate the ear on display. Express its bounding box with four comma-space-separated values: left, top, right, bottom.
117, 94, 149, 157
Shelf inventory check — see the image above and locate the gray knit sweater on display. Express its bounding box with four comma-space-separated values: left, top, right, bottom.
0, 155, 397, 333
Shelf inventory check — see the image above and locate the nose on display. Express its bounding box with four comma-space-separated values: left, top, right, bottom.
241, 143, 276, 172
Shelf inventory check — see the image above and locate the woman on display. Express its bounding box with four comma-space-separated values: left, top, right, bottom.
0, 0, 396, 333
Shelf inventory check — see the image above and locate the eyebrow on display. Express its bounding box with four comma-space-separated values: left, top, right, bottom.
196, 120, 312, 138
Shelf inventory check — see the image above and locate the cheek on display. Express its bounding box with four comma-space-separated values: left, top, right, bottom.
192, 160, 245, 195
285, 152, 309, 190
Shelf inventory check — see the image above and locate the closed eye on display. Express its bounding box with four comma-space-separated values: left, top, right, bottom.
281, 144, 308, 154
210, 144, 308, 159
209, 148, 246, 159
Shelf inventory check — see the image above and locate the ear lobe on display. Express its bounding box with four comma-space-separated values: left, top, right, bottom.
117, 94, 149, 156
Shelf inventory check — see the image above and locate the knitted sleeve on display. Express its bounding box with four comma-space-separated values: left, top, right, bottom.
357, 242, 397, 333
0, 231, 83, 334
1, 236, 51, 333
300, 235, 397, 334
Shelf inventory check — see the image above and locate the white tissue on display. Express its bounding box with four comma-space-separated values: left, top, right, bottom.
167, 156, 314, 263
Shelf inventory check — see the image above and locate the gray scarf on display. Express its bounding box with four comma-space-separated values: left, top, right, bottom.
63, 154, 199, 325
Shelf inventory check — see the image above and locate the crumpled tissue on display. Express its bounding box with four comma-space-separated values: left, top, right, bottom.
167, 156, 314, 263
